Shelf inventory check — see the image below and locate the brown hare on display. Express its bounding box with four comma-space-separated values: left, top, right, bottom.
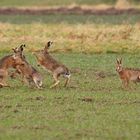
116, 58, 140, 88
16, 62, 43, 89
12, 45, 43, 89
10, 44, 26, 78
33, 41, 71, 88
0, 48, 25, 87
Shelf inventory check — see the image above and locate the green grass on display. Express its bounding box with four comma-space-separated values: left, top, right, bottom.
0, 0, 119, 7
0, 0, 139, 7
0, 5, 140, 139
0, 14, 140, 25
0, 52, 140, 140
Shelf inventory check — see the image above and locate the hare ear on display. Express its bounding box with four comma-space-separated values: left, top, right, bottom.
12, 48, 17, 53
47, 41, 50, 48
116, 58, 120, 64
47, 41, 53, 48
120, 58, 122, 64
44, 45, 48, 51
12, 48, 15, 52
44, 43, 49, 51
20, 44, 25, 52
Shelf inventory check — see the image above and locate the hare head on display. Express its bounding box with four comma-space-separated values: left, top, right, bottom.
12, 48, 25, 66
12, 44, 26, 59
116, 58, 123, 72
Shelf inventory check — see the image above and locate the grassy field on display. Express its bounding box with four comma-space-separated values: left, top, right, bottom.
0, 5, 140, 140
0, 0, 139, 7
0, 52, 140, 140
0, 0, 122, 7
0, 14, 140, 54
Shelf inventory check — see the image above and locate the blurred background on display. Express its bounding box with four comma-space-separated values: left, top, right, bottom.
0, 0, 140, 6
0, 0, 140, 53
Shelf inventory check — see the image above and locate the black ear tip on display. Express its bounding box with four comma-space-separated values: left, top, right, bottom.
20, 44, 25, 47
48, 41, 53, 43
12, 48, 15, 52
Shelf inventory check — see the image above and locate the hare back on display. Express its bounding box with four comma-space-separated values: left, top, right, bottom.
124, 68, 140, 81
54, 66, 70, 76
0, 55, 13, 68
125, 67, 140, 71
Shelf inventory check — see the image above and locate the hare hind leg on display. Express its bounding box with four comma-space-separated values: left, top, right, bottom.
33, 77, 43, 89
50, 73, 60, 88
0, 71, 10, 87
64, 75, 70, 87
10, 69, 20, 79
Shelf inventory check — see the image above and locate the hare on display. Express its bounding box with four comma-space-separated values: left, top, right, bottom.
16, 62, 43, 89
33, 41, 71, 88
10, 44, 26, 78
12, 45, 43, 89
116, 58, 140, 88
0, 48, 25, 87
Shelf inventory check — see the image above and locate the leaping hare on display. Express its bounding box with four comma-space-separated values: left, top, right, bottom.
116, 58, 140, 88
33, 41, 71, 88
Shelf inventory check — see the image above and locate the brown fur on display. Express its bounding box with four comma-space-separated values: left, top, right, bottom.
33, 41, 70, 88
116, 58, 140, 88
0, 51, 25, 87
16, 60, 43, 89
12, 45, 43, 89
10, 45, 26, 78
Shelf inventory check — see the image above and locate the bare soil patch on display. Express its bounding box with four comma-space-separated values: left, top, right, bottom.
0, 6, 140, 15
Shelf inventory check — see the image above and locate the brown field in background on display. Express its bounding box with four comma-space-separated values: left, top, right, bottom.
0, 5, 140, 15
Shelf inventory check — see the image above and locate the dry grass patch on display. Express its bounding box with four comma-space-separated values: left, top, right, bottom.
0, 22, 140, 53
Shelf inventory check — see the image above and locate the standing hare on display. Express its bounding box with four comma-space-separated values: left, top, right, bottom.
33, 41, 71, 88
116, 58, 140, 88
12, 45, 43, 89
0, 48, 25, 87
10, 44, 26, 78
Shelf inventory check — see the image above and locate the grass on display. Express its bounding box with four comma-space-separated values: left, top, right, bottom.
0, 14, 140, 54
0, 0, 139, 7
0, 5, 140, 139
0, 52, 140, 140
0, 0, 120, 7
1, 14, 140, 25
